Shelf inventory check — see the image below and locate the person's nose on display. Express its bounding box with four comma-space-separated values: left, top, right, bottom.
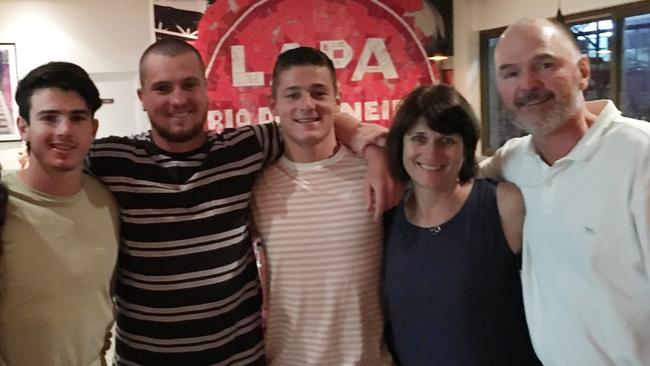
55, 117, 74, 135
520, 68, 542, 90
428, 143, 444, 159
417, 140, 438, 158
170, 87, 189, 106
299, 93, 316, 110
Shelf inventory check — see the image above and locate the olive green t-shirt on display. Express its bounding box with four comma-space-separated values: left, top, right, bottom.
0, 171, 119, 366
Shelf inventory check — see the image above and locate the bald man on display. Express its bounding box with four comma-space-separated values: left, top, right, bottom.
480, 18, 650, 366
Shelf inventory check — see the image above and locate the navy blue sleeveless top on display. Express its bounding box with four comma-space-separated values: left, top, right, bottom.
382, 179, 540, 366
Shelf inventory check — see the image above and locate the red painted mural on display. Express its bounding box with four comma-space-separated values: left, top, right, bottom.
194, 0, 449, 131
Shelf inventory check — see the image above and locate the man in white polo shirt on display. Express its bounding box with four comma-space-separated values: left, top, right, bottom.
481, 17, 650, 366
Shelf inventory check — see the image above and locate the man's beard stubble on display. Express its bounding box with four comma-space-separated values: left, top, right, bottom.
151, 121, 205, 143
506, 89, 582, 136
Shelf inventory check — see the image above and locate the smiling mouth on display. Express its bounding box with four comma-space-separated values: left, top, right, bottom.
521, 97, 551, 107
50, 142, 77, 151
169, 111, 191, 119
294, 117, 320, 124
417, 162, 443, 171
514, 92, 554, 108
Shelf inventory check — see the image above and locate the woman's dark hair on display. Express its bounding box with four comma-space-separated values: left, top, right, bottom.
386, 84, 479, 184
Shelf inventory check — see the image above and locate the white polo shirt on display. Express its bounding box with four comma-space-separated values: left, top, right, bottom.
481, 100, 650, 366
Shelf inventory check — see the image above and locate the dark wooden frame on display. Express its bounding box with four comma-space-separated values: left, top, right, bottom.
0, 43, 20, 141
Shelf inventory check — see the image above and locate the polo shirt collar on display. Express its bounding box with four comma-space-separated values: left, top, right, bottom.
521, 99, 620, 163
563, 100, 619, 162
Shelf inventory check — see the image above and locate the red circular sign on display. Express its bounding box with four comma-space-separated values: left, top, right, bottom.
196, 0, 439, 131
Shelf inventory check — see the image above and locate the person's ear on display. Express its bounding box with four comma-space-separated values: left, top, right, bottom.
269, 94, 277, 116
17, 117, 29, 142
137, 88, 145, 110
577, 55, 591, 91
335, 91, 341, 113
92, 118, 99, 137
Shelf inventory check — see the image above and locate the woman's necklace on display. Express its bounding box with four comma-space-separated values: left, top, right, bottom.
405, 191, 445, 236
427, 225, 442, 235
407, 181, 473, 236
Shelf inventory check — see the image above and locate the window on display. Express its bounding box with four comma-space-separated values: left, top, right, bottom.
622, 13, 650, 121
573, 20, 614, 101
479, 2, 650, 155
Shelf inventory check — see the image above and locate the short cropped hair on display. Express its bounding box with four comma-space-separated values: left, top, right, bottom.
504, 18, 581, 56
15, 61, 102, 123
139, 38, 206, 86
271, 46, 337, 96
387, 84, 479, 184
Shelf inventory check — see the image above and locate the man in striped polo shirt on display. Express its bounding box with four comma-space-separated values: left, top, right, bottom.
251, 47, 394, 365
86, 39, 394, 365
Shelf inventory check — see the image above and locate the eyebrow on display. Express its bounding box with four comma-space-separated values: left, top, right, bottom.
308, 83, 328, 89
281, 86, 301, 92
405, 130, 432, 138
149, 77, 198, 87
282, 83, 330, 91
150, 80, 171, 87
181, 77, 201, 83
532, 53, 557, 62
498, 53, 557, 72
498, 63, 518, 73
35, 109, 91, 117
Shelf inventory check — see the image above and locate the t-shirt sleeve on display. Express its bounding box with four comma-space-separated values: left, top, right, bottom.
251, 122, 284, 166
84, 137, 108, 177
84, 135, 141, 179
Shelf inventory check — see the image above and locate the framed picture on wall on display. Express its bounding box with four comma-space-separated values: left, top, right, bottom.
0, 43, 20, 141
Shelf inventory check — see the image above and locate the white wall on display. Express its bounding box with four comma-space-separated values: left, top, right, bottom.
452, 0, 642, 131
471, 0, 639, 31
0, 0, 154, 170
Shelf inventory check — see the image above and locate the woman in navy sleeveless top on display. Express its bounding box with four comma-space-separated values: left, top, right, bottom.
383, 85, 540, 366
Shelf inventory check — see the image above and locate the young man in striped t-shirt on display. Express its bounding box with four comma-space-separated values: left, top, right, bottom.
252, 47, 394, 365
86, 39, 394, 365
